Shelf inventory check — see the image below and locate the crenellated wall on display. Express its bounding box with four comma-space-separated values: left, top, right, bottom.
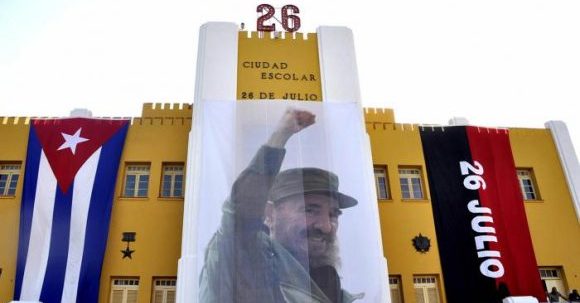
364, 113, 446, 303
363, 108, 580, 302
1, 117, 31, 125
0, 116, 30, 303
364, 107, 395, 124
101, 104, 190, 303
509, 128, 580, 292
241, 30, 317, 40
2, 104, 579, 303
141, 103, 193, 119
0, 104, 192, 303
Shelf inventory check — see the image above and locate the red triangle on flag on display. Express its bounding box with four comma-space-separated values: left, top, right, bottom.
32, 118, 129, 193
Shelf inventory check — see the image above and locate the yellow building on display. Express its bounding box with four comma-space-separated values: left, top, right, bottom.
1, 104, 579, 303
1, 105, 191, 303
1, 23, 579, 303
363, 109, 580, 303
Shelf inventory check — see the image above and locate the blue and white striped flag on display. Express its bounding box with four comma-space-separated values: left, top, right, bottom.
14, 118, 129, 303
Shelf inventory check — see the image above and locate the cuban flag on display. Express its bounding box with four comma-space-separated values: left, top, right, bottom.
14, 118, 129, 303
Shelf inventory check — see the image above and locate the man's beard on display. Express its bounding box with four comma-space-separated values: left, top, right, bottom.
273, 227, 342, 270
307, 235, 341, 269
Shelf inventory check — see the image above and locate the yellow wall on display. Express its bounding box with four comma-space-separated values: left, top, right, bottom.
0, 117, 30, 303
510, 128, 580, 291
98, 104, 191, 303
2, 106, 580, 303
364, 108, 580, 302
237, 31, 322, 101
0, 104, 191, 303
365, 109, 447, 303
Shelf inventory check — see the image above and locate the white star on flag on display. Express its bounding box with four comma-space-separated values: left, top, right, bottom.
57, 128, 89, 154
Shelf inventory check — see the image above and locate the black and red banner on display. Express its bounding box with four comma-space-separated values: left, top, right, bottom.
420, 126, 544, 303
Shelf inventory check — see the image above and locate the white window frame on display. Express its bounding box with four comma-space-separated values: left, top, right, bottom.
0, 163, 21, 196
123, 164, 150, 197
413, 275, 440, 303
152, 278, 177, 303
160, 164, 184, 198
389, 275, 404, 303
374, 166, 390, 200
399, 167, 425, 200
110, 278, 139, 303
539, 268, 562, 279
539, 267, 567, 300
517, 169, 540, 200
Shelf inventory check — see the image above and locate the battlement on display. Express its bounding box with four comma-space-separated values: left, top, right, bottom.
141, 103, 193, 118
0, 115, 191, 127
366, 122, 513, 134
1, 117, 31, 125
366, 121, 422, 131
1, 116, 136, 126
130, 117, 191, 126
239, 31, 317, 41
363, 107, 395, 124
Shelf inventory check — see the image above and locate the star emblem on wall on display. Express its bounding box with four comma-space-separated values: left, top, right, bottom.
121, 247, 135, 259
121, 231, 136, 259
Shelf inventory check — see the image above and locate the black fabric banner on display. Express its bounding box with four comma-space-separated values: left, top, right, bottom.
420, 126, 544, 303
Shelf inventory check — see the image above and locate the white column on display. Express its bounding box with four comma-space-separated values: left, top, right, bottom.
177, 22, 238, 303
194, 22, 239, 102
545, 120, 580, 223
317, 26, 362, 103
317, 26, 391, 302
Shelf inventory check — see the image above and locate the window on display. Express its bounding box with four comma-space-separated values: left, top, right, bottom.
517, 169, 540, 200
0, 163, 21, 196
389, 275, 404, 303
413, 276, 440, 303
160, 164, 184, 198
399, 167, 424, 200
123, 164, 150, 197
374, 166, 390, 200
539, 267, 567, 296
110, 278, 139, 303
152, 278, 176, 303
539, 268, 561, 279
